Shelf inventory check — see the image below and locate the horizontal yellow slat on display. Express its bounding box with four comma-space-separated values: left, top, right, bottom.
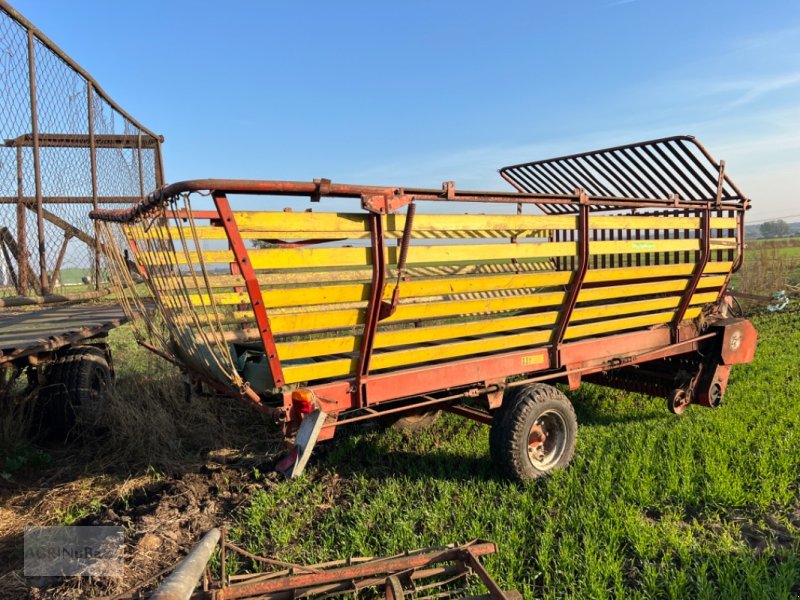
138, 237, 735, 268
216, 275, 723, 334
275, 311, 560, 360
229, 212, 737, 236
274, 277, 723, 361
156, 260, 734, 294
281, 329, 554, 384
183, 272, 726, 316
564, 307, 702, 340
131, 212, 738, 243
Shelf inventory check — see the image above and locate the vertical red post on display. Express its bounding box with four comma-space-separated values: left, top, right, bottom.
355, 212, 387, 407
552, 200, 590, 368
672, 206, 711, 342
213, 192, 285, 388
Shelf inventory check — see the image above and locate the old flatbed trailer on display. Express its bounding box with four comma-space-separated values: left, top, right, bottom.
90, 136, 757, 480
0, 303, 125, 434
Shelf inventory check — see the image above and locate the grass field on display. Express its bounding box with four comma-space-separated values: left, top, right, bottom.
221, 306, 800, 599
1, 296, 798, 598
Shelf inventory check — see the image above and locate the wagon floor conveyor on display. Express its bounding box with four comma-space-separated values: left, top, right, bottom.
0, 303, 127, 365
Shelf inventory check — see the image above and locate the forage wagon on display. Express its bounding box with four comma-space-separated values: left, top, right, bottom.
91, 136, 757, 480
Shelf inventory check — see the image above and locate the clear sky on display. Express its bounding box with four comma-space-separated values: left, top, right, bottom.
15, 0, 800, 221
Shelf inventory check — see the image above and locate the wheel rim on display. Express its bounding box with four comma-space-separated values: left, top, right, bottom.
527, 410, 567, 470
669, 389, 690, 415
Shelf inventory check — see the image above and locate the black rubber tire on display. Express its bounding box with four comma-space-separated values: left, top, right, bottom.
379, 409, 441, 433
667, 388, 690, 415
37, 346, 111, 439
490, 383, 578, 482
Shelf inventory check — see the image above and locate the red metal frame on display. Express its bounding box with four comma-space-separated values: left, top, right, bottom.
212, 193, 285, 388
355, 212, 387, 407
552, 199, 589, 367
672, 206, 711, 342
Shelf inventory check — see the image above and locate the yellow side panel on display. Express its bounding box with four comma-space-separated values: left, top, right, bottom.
143, 214, 736, 242
570, 291, 717, 322
183, 273, 726, 310
564, 307, 702, 340
277, 311, 560, 360
229, 212, 737, 235
281, 329, 553, 384
280, 298, 710, 384
137, 236, 735, 268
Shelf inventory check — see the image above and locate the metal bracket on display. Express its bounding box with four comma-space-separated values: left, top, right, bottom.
310, 178, 331, 202
362, 189, 412, 214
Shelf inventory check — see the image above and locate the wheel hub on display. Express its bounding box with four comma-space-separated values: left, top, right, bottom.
526, 410, 567, 469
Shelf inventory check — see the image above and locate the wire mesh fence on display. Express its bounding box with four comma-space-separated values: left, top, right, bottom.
0, 0, 162, 299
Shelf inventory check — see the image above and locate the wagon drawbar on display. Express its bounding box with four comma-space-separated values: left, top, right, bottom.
90, 135, 757, 481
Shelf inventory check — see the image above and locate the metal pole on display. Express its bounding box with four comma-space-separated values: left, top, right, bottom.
87, 81, 100, 289
151, 528, 221, 600
15, 145, 27, 295
27, 29, 48, 293
137, 132, 145, 198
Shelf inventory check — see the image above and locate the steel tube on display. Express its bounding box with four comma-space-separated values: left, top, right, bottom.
27, 29, 48, 294
152, 528, 221, 600
15, 145, 27, 295
87, 82, 100, 289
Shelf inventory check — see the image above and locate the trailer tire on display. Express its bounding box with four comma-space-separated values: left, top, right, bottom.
380, 409, 440, 432
37, 346, 111, 439
490, 383, 577, 481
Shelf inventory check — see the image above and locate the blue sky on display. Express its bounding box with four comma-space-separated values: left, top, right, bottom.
16, 0, 800, 221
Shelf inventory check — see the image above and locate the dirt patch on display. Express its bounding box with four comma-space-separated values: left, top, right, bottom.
0, 448, 282, 599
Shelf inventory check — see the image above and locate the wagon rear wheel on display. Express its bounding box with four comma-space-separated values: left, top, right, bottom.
37, 346, 111, 439
667, 388, 691, 415
380, 409, 440, 433
490, 383, 577, 481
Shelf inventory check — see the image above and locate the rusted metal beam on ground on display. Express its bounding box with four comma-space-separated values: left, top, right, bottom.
211, 541, 500, 599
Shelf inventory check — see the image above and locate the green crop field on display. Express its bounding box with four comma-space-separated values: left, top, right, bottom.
221, 307, 800, 599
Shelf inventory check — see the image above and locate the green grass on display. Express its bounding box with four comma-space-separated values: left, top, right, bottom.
227, 308, 800, 599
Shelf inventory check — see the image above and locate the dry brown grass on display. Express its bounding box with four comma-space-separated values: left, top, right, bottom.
737, 240, 800, 296
0, 326, 285, 598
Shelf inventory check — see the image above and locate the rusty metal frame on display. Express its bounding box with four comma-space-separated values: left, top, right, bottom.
207, 539, 509, 600
551, 199, 590, 368
499, 135, 749, 214
26, 28, 48, 294
672, 206, 711, 341
212, 193, 285, 388
0, 0, 164, 304
355, 212, 387, 407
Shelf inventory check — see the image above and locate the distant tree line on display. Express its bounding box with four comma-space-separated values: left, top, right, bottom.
759, 219, 791, 239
